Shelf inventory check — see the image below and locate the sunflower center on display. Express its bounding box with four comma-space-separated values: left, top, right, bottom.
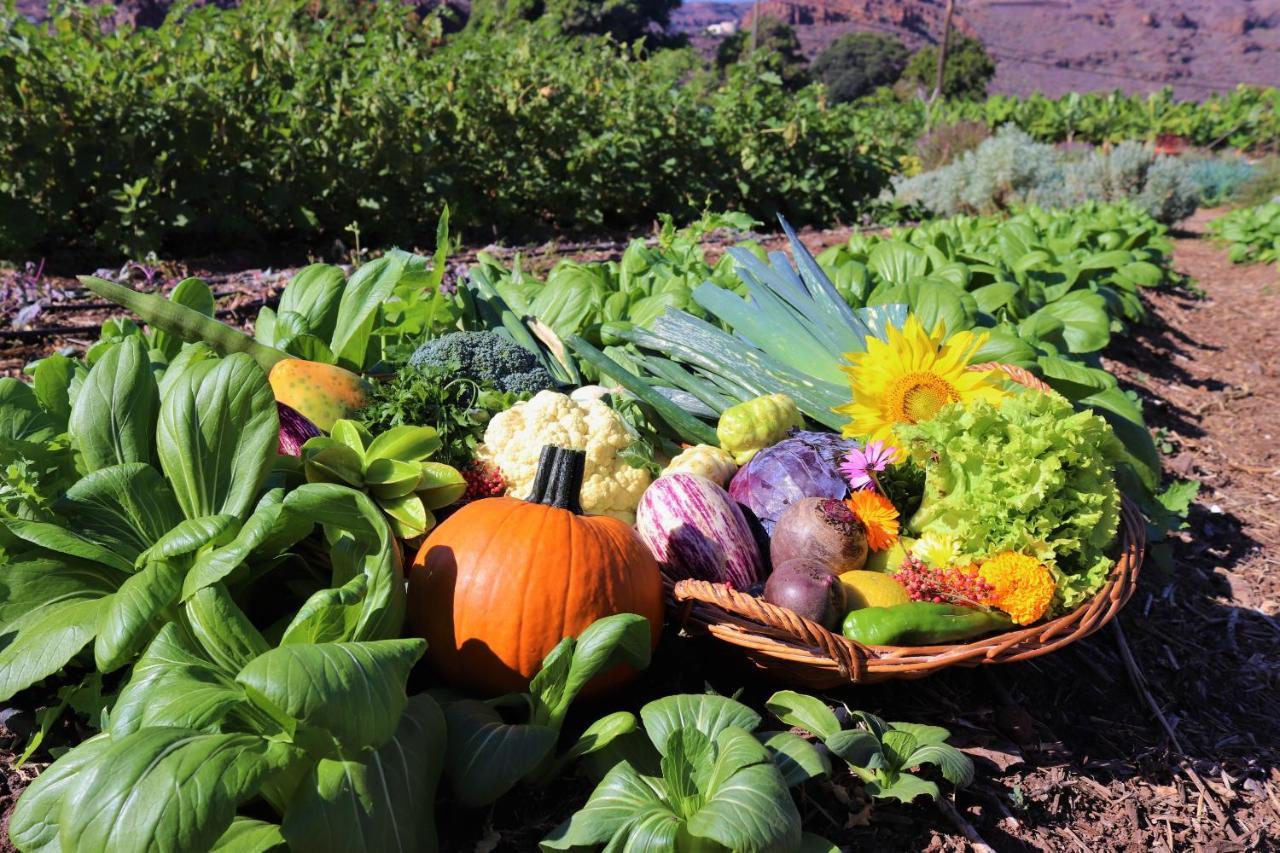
887, 372, 960, 424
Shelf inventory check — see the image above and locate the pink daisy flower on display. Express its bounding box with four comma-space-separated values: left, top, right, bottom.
840, 439, 896, 491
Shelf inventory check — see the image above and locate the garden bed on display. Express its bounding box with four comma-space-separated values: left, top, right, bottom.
2, 210, 1277, 851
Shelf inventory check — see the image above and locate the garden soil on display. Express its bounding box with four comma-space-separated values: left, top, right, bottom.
3, 209, 1279, 851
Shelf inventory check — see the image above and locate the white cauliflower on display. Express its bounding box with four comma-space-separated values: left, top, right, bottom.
661, 444, 737, 488
476, 390, 651, 522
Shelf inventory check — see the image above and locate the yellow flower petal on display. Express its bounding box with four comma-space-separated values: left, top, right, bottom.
978, 552, 1055, 625
834, 314, 1007, 440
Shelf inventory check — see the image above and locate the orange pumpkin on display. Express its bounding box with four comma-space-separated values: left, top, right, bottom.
407, 445, 663, 696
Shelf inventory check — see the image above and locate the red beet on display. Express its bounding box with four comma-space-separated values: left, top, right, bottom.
770, 497, 868, 575
763, 557, 847, 628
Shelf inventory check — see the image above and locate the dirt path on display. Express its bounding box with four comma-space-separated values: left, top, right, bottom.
1117, 208, 1280, 602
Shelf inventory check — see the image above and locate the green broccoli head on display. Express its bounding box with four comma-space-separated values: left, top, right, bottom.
410, 330, 556, 396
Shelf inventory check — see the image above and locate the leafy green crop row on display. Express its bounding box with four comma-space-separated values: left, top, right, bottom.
0, 2, 892, 260
468, 212, 760, 350
883, 86, 1280, 152
474, 202, 1172, 500
1209, 202, 1280, 265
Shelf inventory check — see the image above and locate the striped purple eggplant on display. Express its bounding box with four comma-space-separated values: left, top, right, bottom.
277, 402, 322, 456
636, 473, 763, 591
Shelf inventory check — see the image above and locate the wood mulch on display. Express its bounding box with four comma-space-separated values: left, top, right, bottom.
3, 210, 1279, 851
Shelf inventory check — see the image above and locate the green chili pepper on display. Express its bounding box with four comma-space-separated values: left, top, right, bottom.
841, 602, 1011, 646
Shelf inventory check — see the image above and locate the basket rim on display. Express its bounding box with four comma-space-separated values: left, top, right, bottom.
672, 494, 1145, 685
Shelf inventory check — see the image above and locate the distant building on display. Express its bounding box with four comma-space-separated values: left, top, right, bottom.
707, 20, 739, 36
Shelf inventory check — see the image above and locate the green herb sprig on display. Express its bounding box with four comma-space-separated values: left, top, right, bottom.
357, 361, 517, 470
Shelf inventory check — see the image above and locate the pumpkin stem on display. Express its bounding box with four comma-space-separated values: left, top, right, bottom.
527, 445, 585, 514
529, 446, 557, 503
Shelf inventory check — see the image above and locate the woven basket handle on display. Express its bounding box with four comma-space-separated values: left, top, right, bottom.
673, 580, 870, 681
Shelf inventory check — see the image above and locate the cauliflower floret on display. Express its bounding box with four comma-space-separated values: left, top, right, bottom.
661, 444, 737, 488
476, 390, 651, 523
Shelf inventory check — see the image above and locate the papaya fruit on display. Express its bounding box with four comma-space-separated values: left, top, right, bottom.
269, 360, 371, 431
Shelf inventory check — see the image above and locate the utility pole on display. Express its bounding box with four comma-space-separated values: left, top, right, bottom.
750, 0, 761, 54
932, 0, 956, 102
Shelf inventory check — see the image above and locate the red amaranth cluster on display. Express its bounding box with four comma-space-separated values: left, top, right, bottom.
894, 555, 994, 607
462, 460, 507, 503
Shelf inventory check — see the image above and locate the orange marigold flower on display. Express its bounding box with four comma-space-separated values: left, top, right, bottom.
978, 552, 1055, 625
845, 490, 900, 551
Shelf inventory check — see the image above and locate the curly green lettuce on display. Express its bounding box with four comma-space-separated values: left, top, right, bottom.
900, 393, 1122, 612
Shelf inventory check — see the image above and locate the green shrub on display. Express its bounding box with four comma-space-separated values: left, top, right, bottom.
902, 35, 995, 100
893, 127, 1067, 216
1183, 156, 1256, 206
1064, 142, 1199, 225
811, 32, 908, 104
467, 0, 544, 28
0, 3, 892, 260
894, 126, 1203, 223
549, 0, 681, 39
1231, 156, 1280, 208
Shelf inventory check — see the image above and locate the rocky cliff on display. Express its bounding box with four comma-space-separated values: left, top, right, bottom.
674, 0, 1280, 100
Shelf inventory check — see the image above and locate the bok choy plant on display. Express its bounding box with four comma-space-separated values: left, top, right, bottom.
542, 693, 833, 852
437, 613, 655, 807
0, 338, 406, 703
766, 691, 974, 803
2, 336, 446, 851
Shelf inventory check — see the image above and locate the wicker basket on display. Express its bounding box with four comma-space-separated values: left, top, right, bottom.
668, 362, 1147, 688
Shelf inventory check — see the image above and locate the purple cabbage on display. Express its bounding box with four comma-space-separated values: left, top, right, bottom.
727, 431, 855, 534
277, 402, 322, 456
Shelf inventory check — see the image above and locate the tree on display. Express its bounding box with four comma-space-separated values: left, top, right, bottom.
902, 35, 996, 100
549, 0, 681, 40
468, 0, 680, 42
811, 32, 908, 104
467, 0, 543, 29
715, 17, 809, 90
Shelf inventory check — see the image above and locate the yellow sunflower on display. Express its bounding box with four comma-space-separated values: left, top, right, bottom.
834, 316, 1006, 444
